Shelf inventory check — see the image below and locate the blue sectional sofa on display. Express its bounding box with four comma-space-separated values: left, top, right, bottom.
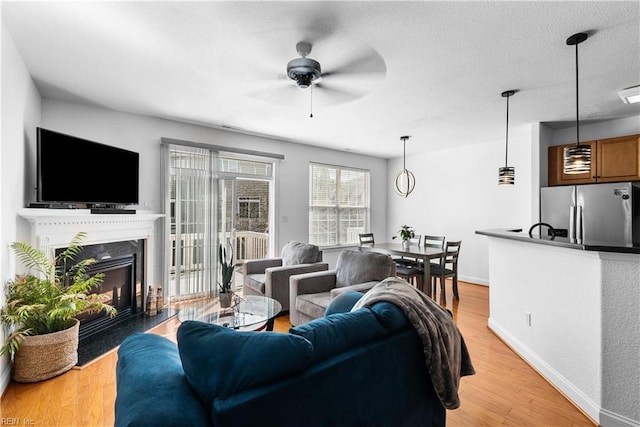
115, 292, 446, 427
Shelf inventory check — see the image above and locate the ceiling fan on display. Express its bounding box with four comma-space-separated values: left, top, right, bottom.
239, 36, 387, 114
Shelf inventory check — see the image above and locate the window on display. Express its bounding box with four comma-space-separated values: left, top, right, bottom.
309, 163, 370, 246
238, 198, 260, 219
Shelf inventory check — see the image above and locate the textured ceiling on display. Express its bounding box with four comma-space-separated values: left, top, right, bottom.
2, 1, 639, 158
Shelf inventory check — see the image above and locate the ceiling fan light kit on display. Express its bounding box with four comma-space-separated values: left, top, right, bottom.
563, 32, 592, 175
287, 41, 322, 89
499, 90, 517, 186
394, 136, 416, 198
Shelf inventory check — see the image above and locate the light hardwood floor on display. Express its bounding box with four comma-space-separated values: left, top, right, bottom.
0, 281, 595, 426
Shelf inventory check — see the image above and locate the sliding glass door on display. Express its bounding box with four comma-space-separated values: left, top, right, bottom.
164, 146, 274, 302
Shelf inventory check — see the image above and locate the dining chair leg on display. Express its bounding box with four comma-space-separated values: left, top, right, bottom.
439, 276, 446, 304
453, 276, 460, 299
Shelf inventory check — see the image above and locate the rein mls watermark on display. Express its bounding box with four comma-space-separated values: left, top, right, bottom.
1, 419, 34, 425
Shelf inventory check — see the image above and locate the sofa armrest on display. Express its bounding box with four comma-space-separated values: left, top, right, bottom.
289, 270, 338, 297
115, 333, 210, 427
244, 258, 283, 275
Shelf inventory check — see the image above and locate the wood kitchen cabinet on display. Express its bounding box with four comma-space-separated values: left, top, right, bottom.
548, 134, 640, 186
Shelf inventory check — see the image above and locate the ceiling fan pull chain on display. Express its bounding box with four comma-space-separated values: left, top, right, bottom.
309, 85, 314, 118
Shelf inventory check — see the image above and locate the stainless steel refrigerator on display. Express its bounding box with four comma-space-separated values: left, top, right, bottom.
540, 182, 640, 244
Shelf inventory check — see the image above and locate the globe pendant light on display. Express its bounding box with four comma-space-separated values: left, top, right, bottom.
498, 90, 517, 185
563, 32, 591, 174
394, 136, 415, 197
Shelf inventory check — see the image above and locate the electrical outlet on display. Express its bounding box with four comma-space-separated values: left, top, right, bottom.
525, 312, 532, 326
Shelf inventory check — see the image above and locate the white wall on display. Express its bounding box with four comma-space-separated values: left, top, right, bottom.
552, 115, 640, 145
487, 237, 640, 426
0, 23, 42, 395
487, 238, 603, 422
40, 99, 388, 274
387, 124, 534, 285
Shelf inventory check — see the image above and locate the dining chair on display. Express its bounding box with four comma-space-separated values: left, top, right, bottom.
396, 264, 423, 289
394, 234, 422, 267
421, 234, 446, 267
430, 240, 462, 303
358, 233, 375, 246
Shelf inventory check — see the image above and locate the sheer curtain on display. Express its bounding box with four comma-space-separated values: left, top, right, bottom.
162, 144, 219, 302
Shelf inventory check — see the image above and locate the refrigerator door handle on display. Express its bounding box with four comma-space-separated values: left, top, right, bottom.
576, 206, 583, 241
569, 206, 576, 240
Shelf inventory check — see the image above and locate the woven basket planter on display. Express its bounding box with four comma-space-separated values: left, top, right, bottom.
12, 319, 79, 383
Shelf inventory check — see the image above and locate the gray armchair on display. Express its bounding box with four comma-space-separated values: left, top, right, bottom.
289, 249, 396, 326
243, 241, 328, 311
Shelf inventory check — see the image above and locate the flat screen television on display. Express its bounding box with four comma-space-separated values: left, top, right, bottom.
37, 127, 139, 206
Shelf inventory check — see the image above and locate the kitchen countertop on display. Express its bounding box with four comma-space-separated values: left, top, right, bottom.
476, 228, 640, 254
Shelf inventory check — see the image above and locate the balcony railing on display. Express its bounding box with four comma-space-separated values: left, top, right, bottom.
235, 231, 269, 262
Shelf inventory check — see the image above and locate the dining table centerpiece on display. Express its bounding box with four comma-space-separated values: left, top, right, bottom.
393, 225, 415, 249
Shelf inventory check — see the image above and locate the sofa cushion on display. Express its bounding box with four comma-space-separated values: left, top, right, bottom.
335, 250, 396, 287
244, 273, 266, 294
295, 291, 332, 320
290, 308, 387, 363
177, 321, 313, 405
281, 241, 320, 266
115, 333, 210, 427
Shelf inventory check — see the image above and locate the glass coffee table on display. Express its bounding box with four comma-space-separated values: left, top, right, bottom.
177, 294, 282, 331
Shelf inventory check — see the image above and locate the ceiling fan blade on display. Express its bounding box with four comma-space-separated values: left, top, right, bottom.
322, 46, 386, 78
314, 82, 365, 104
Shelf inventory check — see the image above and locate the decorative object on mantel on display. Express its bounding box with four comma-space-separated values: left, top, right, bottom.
394, 136, 416, 197
156, 286, 164, 313
0, 232, 116, 382
563, 32, 591, 175
146, 286, 157, 316
392, 225, 416, 249
498, 90, 518, 185
218, 242, 235, 308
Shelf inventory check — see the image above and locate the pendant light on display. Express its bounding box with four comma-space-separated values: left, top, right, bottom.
498, 90, 517, 185
394, 136, 415, 197
563, 32, 591, 174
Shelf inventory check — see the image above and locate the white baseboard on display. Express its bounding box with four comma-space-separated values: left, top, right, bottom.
600, 409, 640, 427
459, 274, 488, 286
0, 363, 11, 397
488, 318, 600, 424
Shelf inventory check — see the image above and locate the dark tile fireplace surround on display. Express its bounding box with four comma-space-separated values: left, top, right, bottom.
57, 239, 173, 365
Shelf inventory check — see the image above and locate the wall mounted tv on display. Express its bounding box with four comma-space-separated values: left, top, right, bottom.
37, 127, 139, 207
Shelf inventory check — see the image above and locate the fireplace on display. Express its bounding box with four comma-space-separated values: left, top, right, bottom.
56, 239, 145, 340
18, 209, 164, 364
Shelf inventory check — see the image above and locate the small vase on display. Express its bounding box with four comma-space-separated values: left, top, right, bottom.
219, 292, 232, 308
402, 239, 411, 249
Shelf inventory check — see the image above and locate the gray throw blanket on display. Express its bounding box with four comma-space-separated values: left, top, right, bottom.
352, 277, 475, 409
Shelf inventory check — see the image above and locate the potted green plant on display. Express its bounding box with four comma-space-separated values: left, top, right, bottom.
218, 242, 234, 308
392, 225, 415, 248
0, 232, 116, 382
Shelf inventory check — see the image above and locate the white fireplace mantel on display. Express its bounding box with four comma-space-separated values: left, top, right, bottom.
17, 209, 164, 287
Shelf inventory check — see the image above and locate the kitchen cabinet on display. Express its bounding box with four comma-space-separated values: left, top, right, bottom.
548, 134, 640, 186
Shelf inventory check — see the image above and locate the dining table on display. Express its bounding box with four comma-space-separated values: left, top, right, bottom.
359, 242, 444, 296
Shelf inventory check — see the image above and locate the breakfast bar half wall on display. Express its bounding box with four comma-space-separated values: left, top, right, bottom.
477, 229, 639, 427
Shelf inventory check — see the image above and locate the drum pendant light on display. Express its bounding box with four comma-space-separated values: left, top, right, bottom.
498, 90, 517, 185
394, 136, 415, 197
563, 32, 591, 174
